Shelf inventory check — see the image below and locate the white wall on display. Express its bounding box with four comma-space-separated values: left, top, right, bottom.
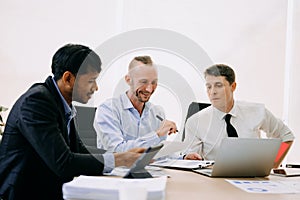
285, 0, 300, 163
1, 0, 299, 161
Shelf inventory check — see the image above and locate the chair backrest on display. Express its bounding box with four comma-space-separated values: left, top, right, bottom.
74, 106, 97, 148
182, 102, 210, 141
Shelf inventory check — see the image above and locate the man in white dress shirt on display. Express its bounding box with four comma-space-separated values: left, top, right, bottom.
184, 64, 294, 168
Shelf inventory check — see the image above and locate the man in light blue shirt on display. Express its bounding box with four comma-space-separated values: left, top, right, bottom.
94, 56, 177, 152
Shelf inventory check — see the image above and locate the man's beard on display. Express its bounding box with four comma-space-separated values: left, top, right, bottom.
135, 90, 150, 103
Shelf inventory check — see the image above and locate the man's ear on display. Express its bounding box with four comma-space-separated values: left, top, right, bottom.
62, 71, 75, 89
231, 82, 237, 92
125, 74, 131, 85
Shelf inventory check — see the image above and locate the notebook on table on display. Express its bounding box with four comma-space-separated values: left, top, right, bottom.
193, 138, 281, 177
272, 167, 300, 177
150, 159, 214, 170
151, 140, 214, 170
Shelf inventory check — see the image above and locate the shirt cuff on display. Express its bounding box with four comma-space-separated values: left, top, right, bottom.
141, 131, 164, 146
102, 152, 115, 173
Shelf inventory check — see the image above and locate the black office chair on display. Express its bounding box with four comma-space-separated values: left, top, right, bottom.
74, 105, 97, 148
182, 102, 211, 141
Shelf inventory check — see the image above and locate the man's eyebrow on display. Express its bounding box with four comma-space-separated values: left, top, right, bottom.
205, 81, 223, 86
139, 79, 148, 81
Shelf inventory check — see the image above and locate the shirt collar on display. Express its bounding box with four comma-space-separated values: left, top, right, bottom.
121, 93, 134, 110
213, 101, 237, 120
121, 92, 150, 113
51, 77, 76, 119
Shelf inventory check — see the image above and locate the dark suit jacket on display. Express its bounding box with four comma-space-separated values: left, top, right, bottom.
0, 76, 104, 200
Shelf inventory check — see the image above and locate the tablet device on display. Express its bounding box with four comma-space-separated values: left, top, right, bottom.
124, 143, 164, 179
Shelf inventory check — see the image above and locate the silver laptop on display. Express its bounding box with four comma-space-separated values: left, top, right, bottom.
193, 138, 281, 177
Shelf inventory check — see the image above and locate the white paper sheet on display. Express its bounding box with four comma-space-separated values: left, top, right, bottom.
153, 141, 189, 159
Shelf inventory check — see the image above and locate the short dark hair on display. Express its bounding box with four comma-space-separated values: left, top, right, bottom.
204, 64, 235, 85
128, 55, 153, 70
133, 56, 152, 65
51, 44, 102, 80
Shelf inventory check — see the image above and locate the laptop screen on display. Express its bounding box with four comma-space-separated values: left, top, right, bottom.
194, 138, 281, 177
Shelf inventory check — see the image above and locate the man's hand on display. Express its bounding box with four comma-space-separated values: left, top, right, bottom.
114, 147, 146, 168
128, 147, 146, 153
184, 152, 203, 160
156, 119, 178, 137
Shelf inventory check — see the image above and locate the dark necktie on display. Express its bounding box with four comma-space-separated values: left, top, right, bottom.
225, 114, 238, 137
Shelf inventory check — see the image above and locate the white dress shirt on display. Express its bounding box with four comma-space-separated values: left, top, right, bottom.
184, 101, 295, 160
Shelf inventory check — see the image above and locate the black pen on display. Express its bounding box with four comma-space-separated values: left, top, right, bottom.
156, 115, 164, 121
156, 115, 178, 132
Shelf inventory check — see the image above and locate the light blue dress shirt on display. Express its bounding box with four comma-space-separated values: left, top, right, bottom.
94, 93, 166, 152
52, 77, 114, 172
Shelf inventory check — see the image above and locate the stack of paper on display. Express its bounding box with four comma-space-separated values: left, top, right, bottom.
62, 175, 167, 200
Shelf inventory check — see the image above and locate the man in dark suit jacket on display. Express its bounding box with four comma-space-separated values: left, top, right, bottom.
0, 44, 143, 200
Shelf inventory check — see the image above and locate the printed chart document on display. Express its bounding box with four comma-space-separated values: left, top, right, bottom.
226, 179, 300, 194
63, 175, 167, 200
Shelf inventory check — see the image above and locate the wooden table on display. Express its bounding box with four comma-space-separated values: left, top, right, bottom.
164, 168, 300, 200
